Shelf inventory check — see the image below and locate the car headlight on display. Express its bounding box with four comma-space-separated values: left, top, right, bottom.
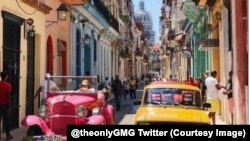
76, 106, 87, 117
92, 107, 100, 115
39, 106, 48, 118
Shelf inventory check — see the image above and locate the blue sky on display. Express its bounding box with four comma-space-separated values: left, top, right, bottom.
133, 0, 162, 43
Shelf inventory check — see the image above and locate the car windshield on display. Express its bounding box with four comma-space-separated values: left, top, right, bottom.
45, 76, 98, 93
144, 88, 202, 108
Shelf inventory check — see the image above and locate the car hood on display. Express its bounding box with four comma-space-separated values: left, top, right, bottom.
135, 106, 210, 124
47, 94, 97, 105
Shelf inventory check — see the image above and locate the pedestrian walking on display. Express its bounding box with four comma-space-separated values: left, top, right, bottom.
129, 77, 137, 99
104, 76, 111, 90
112, 75, 123, 111
0, 71, 13, 140
205, 70, 224, 125
197, 78, 206, 102
123, 80, 129, 100
223, 71, 234, 124
186, 76, 197, 86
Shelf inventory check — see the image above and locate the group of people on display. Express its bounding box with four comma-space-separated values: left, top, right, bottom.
204, 70, 233, 125
98, 76, 139, 111
183, 70, 233, 125
170, 71, 233, 125
144, 71, 234, 125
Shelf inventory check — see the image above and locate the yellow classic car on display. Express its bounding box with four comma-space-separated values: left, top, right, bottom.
134, 82, 211, 125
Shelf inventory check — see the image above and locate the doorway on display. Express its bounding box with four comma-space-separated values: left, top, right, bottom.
47, 36, 54, 74
2, 11, 23, 130
57, 39, 67, 88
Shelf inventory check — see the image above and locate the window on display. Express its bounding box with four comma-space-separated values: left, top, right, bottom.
94, 39, 97, 62
144, 88, 201, 107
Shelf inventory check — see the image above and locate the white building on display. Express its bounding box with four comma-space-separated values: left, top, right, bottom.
134, 0, 155, 46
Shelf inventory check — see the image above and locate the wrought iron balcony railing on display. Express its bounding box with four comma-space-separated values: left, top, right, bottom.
135, 47, 143, 57
92, 0, 119, 32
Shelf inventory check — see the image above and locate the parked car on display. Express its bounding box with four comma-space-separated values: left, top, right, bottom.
134, 81, 211, 125
21, 76, 115, 139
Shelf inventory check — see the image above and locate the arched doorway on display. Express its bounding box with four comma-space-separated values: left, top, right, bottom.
47, 36, 54, 74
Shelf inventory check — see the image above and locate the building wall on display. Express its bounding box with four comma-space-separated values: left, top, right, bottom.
219, 4, 232, 123
210, 0, 221, 82
45, 0, 71, 76
72, 4, 112, 82
0, 1, 47, 126
232, 0, 248, 124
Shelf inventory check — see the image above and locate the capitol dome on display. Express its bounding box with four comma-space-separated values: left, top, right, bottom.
134, 1, 152, 22
134, 0, 155, 45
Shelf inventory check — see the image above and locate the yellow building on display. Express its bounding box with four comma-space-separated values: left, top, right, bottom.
0, 0, 51, 129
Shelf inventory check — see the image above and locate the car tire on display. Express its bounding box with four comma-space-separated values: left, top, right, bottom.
27, 125, 44, 136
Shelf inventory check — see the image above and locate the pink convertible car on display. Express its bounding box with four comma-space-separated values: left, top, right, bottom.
21, 76, 115, 139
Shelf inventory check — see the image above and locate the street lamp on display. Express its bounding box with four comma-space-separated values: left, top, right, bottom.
46, 3, 69, 28
57, 4, 69, 20
24, 18, 35, 39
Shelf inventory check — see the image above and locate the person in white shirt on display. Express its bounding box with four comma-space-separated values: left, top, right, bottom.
205, 70, 224, 125
104, 77, 111, 90
34, 73, 57, 106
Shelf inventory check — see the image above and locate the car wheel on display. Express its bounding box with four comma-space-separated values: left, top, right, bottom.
27, 125, 44, 136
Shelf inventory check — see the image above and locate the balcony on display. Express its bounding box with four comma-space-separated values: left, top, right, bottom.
151, 62, 161, 69
92, 0, 119, 32
119, 46, 132, 59
21, 0, 52, 14
135, 47, 143, 57
143, 54, 149, 63
120, 15, 130, 24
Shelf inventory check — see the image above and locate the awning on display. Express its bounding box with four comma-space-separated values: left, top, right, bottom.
176, 34, 186, 46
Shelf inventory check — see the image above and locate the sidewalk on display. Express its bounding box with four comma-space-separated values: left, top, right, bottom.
216, 115, 227, 125
0, 127, 28, 141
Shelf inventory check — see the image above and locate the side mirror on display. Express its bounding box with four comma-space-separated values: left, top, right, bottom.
203, 103, 211, 108
133, 100, 142, 105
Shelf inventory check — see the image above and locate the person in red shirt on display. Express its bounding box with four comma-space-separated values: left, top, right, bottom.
186, 76, 198, 87
0, 71, 13, 140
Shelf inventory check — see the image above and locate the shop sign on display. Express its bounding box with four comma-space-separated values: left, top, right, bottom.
199, 39, 219, 51
199, 39, 219, 47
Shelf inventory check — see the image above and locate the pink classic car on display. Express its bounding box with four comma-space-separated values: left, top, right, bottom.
21, 76, 115, 138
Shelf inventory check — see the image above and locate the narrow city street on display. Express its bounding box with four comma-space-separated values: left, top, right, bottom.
0, 0, 249, 140
107, 83, 144, 125
0, 81, 229, 141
